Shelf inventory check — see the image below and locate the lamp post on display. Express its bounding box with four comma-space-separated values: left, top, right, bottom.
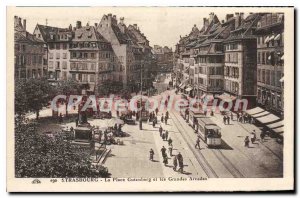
139, 63, 143, 130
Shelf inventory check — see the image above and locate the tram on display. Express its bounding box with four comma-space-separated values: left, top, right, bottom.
188, 109, 203, 130
196, 117, 222, 147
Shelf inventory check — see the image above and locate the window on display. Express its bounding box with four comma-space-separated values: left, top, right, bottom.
257, 69, 261, 82
62, 71, 67, 80
62, 53, 67, 59
56, 53, 60, 59
262, 52, 265, 64
276, 71, 281, 87
62, 61, 67, 69
49, 53, 53, 59
271, 71, 275, 86
72, 74, 76, 80
71, 52, 76, 58
90, 63, 95, 70
70, 62, 76, 70
84, 53, 88, 58
257, 52, 261, 64
49, 43, 54, 49
48, 61, 53, 69
56, 61, 60, 69
91, 53, 95, 59
262, 70, 265, 83
90, 74, 95, 82
63, 43, 67, 49
56, 43, 60, 50
22, 45, 26, 52
82, 74, 88, 82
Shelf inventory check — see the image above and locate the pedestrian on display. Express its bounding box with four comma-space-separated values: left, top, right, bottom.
161, 114, 164, 123
59, 113, 63, 123
204, 110, 207, 116
244, 136, 250, 147
260, 131, 265, 142
237, 112, 240, 121
251, 131, 256, 144
149, 149, 154, 161
166, 111, 169, 120
165, 116, 168, 125
152, 120, 155, 128
163, 155, 168, 166
223, 115, 227, 125
165, 130, 169, 141
195, 137, 200, 149
173, 155, 178, 171
162, 132, 166, 141
230, 112, 234, 121
161, 146, 167, 158
168, 137, 173, 146
210, 111, 214, 116
159, 125, 163, 137
239, 116, 243, 123
155, 108, 159, 116
168, 144, 173, 156
75, 118, 78, 127
227, 115, 230, 125
177, 153, 184, 173
117, 110, 119, 117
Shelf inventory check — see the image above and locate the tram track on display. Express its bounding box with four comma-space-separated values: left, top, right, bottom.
171, 111, 219, 178
171, 111, 245, 178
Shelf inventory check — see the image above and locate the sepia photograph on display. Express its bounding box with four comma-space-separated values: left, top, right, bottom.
6, 6, 294, 192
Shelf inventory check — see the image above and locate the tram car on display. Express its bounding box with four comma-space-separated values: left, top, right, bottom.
196, 117, 222, 147
188, 110, 203, 130
137, 99, 150, 122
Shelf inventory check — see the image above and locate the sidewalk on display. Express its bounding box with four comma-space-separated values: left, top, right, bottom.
209, 112, 283, 177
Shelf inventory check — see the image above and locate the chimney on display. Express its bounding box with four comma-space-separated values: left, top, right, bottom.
94, 23, 98, 27
23, 19, 26, 31
18, 17, 22, 26
113, 15, 116, 19
14, 16, 18, 26
120, 17, 124, 25
226, 14, 234, 21
235, 13, 241, 29
203, 18, 209, 31
76, 21, 82, 29
133, 24, 138, 29
69, 24, 72, 31
209, 12, 214, 24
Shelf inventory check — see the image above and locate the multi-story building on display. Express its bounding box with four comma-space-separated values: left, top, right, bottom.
69, 22, 118, 95
33, 24, 73, 83
223, 13, 261, 108
255, 13, 284, 116
97, 14, 154, 91
193, 13, 235, 98
14, 16, 47, 80
152, 45, 174, 73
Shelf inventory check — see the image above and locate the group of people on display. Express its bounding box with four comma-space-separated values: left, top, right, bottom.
244, 130, 257, 147
237, 112, 254, 124
149, 111, 185, 174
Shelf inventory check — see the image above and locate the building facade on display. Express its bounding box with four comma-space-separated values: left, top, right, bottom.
15, 16, 47, 80
223, 13, 261, 108
33, 24, 73, 83
69, 22, 118, 95
153, 45, 174, 73
255, 13, 284, 116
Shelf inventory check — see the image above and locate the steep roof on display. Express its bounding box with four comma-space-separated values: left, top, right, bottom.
73, 26, 108, 42
36, 24, 69, 42
15, 30, 44, 44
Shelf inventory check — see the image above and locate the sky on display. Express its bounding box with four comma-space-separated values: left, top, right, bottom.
11, 7, 253, 49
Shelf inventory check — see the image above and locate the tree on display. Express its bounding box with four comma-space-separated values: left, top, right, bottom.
15, 119, 111, 178
15, 78, 54, 119
56, 80, 81, 117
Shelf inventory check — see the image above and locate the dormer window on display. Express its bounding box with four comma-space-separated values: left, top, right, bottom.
78, 33, 83, 38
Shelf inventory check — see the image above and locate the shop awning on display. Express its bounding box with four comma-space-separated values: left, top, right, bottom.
279, 76, 284, 82
267, 120, 284, 129
185, 87, 192, 92
251, 111, 270, 118
264, 36, 270, 43
246, 107, 265, 115
274, 34, 281, 41
272, 127, 284, 134
217, 93, 237, 102
268, 35, 275, 41
256, 113, 280, 124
